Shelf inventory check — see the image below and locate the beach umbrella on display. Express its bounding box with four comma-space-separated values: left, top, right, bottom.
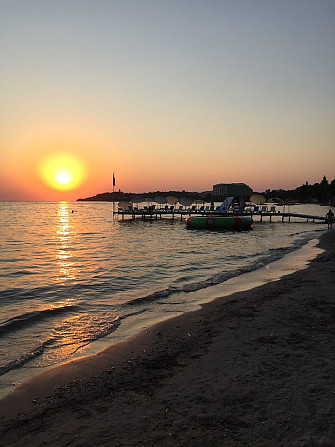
179, 197, 193, 207
153, 195, 166, 209
166, 196, 178, 205
250, 194, 266, 205
118, 201, 132, 210
131, 196, 144, 204
154, 195, 166, 204
267, 197, 283, 203
131, 197, 145, 209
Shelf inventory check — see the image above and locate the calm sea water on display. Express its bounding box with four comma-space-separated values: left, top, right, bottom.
0, 201, 330, 396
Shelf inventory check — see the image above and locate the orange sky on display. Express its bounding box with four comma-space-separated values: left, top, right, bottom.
1, 1, 334, 201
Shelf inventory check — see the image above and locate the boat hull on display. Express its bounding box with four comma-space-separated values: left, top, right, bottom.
186, 216, 253, 230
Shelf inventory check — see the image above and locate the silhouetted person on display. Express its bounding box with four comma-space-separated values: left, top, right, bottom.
326, 209, 334, 229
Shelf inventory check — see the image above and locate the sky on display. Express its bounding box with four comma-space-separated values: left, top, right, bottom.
1, 0, 334, 201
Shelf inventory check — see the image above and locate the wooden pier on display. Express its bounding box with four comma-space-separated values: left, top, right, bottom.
115, 208, 329, 224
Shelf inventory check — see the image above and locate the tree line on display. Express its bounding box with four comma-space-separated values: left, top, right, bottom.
262, 176, 335, 204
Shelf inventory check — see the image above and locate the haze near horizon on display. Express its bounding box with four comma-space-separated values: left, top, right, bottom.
1, 0, 334, 201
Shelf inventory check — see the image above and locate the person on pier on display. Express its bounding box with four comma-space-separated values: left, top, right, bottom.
326, 209, 334, 229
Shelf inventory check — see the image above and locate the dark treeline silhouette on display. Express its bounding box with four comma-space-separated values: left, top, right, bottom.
77, 190, 213, 203
262, 176, 335, 204
77, 176, 335, 205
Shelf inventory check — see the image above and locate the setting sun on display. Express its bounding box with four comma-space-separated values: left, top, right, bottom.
38, 153, 88, 191
56, 171, 71, 186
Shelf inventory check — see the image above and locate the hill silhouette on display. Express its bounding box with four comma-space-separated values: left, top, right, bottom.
77, 176, 335, 205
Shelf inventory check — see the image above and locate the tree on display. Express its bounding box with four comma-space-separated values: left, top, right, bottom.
320, 175, 329, 187
330, 179, 335, 196
318, 176, 331, 203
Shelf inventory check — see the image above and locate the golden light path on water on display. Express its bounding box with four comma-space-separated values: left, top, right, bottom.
56, 202, 76, 282
45, 202, 120, 363
49, 202, 89, 360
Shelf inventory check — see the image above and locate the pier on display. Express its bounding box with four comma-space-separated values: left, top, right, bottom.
115, 208, 329, 224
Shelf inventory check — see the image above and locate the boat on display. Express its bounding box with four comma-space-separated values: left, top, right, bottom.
186, 216, 253, 231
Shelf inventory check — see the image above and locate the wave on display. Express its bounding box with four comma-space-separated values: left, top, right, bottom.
0, 316, 121, 376
0, 279, 114, 304
0, 285, 62, 302
64, 316, 122, 349
0, 338, 55, 376
0, 305, 77, 336
0, 270, 36, 277
126, 233, 318, 307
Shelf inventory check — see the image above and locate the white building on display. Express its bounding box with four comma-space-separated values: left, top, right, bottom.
212, 183, 253, 197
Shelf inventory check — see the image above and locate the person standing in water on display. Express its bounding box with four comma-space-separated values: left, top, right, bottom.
326, 209, 334, 229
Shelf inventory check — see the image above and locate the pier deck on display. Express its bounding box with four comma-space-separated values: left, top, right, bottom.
115, 209, 329, 224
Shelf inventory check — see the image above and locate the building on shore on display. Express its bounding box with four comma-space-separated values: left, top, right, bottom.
212, 182, 253, 198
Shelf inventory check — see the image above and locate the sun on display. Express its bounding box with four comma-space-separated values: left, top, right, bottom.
56, 171, 71, 186
38, 153, 88, 191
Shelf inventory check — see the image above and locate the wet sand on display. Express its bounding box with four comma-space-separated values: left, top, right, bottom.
0, 230, 334, 446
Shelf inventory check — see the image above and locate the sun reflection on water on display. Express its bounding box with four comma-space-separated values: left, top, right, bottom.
41, 313, 121, 363
56, 201, 76, 282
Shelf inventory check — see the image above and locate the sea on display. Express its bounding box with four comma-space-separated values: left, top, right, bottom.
0, 201, 331, 398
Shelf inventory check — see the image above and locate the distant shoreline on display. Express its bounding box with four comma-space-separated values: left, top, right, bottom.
76, 176, 335, 205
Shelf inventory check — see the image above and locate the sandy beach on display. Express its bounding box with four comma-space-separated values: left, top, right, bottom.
0, 230, 334, 447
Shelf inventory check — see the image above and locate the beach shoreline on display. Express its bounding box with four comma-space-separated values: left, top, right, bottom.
0, 231, 323, 402
0, 230, 334, 446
